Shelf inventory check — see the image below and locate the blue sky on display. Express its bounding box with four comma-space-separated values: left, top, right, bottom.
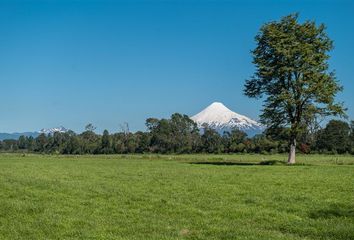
1, 0, 353, 133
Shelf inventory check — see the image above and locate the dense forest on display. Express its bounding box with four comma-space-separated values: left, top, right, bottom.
1, 113, 353, 155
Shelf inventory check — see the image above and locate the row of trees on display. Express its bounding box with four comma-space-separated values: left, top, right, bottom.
1, 114, 353, 155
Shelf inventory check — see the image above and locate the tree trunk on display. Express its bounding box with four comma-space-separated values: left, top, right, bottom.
287, 138, 296, 164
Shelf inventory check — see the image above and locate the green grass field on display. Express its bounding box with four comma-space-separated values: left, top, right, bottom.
0, 154, 353, 239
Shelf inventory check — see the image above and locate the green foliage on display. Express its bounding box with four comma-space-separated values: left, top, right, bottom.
201, 127, 224, 153
101, 129, 112, 154
223, 128, 248, 153
148, 113, 201, 153
316, 120, 351, 153
350, 121, 354, 154
244, 14, 345, 161
80, 124, 100, 154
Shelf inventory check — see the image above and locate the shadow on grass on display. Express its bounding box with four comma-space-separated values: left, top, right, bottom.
309, 204, 354, 219
190, 160, 287, 166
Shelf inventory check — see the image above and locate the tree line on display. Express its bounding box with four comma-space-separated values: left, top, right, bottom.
1, 113, 353, 155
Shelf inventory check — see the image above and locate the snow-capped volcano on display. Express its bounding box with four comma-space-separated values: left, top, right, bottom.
191, 102, 263, 136
39, 126, 68, 135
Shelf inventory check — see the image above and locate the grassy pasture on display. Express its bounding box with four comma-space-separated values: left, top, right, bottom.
0, 154, 353, 239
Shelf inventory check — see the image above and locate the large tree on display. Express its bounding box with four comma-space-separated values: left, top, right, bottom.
244, 14, 345, 164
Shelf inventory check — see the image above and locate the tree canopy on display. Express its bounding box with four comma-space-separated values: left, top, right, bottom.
244, 13, 345, 163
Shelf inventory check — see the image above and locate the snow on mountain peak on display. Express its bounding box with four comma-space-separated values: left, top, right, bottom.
191, 102, 263, 135
39, 126, 68, 135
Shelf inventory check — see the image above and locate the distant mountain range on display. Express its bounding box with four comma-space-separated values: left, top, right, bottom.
0, 126, 68, 140
191, 102, 264, 136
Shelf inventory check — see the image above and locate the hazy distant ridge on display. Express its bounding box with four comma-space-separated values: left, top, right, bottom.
0, 126, 68, 140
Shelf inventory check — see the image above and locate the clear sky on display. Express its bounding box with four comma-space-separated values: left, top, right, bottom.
1, 0, 353, 133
